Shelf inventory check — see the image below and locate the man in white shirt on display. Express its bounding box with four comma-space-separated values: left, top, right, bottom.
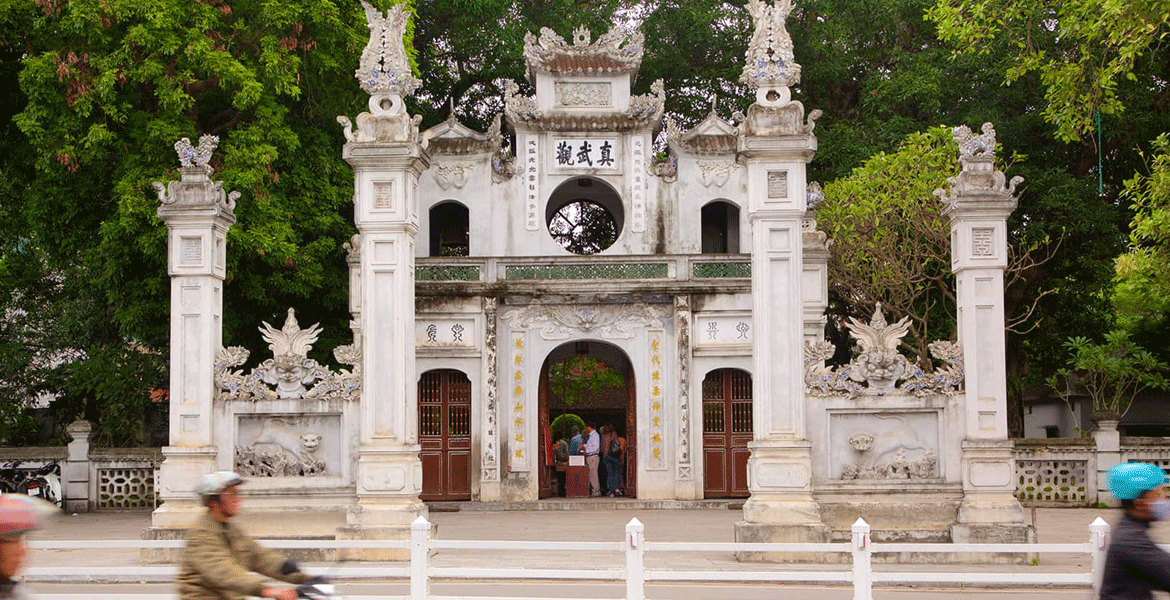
582, 424, 601, 497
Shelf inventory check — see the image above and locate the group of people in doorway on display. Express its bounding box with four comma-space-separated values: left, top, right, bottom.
553, 423, 626, 497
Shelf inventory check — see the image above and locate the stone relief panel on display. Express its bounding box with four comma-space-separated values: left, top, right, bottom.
503, 303, 669, 341
235, 414, 341, 477
694, 314, 753, 346
555, 82, 612, 107
697, 161, 739, 188
215, 309, 360, 402
433, 163, 474, 190
417, 318, 477, 348
804, 304, 962, 397
830, 412, 939, 480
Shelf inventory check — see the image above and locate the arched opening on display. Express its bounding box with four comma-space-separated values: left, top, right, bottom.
418, 369, 472, 501
701, 200, 741, 254
702, 368, 752, 498
429, 201, 470, 257
538, 340, 636, 498
546, 177, 624, 255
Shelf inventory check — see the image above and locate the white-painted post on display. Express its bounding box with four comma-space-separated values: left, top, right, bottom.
410, 516, 431, 600
851, 518, 872, 600
1090, 517, 1110, 598
625, 518, 645, 600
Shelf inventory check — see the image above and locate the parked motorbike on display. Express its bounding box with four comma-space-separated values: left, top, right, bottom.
0, 462, 62, 508
296, 577, 342, 600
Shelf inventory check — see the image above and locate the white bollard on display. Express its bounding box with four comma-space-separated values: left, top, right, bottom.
625, 517, 645, 600
1090, 517, 1110, 598
410, 516, 431, 600
851, 518, 872, 600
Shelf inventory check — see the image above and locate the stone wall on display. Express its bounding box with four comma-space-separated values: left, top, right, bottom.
1012, 436, 1170, 507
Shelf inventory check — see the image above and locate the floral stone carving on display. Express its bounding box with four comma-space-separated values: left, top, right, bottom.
215, 308, 361, 402
741, 0, 801, 89
235, 417, 326, 477
356, 0, 420, 96
804, 304, 963, 397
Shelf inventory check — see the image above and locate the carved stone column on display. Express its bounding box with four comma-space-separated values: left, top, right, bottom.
151, 136, 238, 528
344, 233, 363, 345
480, 296, 502, 501
674, 295, 696, 499
336, 2, 429, 540
733, 0, 830, 552
802, 184, 830, 346
937, 123, 1031, 544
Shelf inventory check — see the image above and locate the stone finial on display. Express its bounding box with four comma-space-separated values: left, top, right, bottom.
952, 122, 996, 158
356, 1, 420, 97
740, 0, 802, 89
175, 135, 219, 170
154, 135, 239, 218
261, 308, 322, 361
935, 122, 1023, 213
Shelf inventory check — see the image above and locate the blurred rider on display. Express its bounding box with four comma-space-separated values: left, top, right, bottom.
178, 471, 307, 600
1099, 462, 1170, 600
1, 494, 56, 600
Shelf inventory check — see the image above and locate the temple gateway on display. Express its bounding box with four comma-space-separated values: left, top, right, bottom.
148, 0, 1032, 549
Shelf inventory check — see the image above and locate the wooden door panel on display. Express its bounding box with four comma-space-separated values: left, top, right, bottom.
419, 370, 472, 501
703, 369, 752, 499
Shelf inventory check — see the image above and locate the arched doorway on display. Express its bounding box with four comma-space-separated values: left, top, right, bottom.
545, 177, 624, 255
702, 368, 752, 498
538, 340, 636, 498
418, 369, 472, 501
700, 200, 741, 254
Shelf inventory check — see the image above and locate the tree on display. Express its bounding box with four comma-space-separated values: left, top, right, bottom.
1048, 330, 1170, 419
928, 0, 1170, 143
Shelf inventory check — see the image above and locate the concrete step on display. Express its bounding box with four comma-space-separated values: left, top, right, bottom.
425, 498, 745, 512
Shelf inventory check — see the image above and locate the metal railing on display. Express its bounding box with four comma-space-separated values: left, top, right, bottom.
29, 516, 1118, 600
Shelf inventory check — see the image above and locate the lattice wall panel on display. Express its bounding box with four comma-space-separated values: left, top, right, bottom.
98, 468, 156, 509
1015, 460, 1089, 506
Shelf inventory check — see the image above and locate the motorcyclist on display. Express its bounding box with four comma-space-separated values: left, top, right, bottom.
1099, 462, 1170, 600
178, 471, 308, 600
1, 494, 56, 600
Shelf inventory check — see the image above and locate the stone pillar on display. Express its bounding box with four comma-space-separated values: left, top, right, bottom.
674, 294, 697, 499
480, 296, 502, 501
1094, 419, 1121, 507
64, 420, 92, 513
344, 233, 363, 346
336, 2, 429, 540
150, 136, 237, 528
732, 1, 829, 552
938, 123, 1032, 543
802, 184, 830, 346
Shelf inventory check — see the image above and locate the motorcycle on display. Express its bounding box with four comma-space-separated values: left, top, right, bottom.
0, 461, 62, 508
296, 577, 342, 600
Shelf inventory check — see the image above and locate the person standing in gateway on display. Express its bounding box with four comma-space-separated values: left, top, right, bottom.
582, 424, 601, 497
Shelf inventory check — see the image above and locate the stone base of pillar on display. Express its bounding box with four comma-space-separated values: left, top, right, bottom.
734, 518, 832, 563
479, 479, 502, 502
951, 494, 1035, 564
674, 478, 700, 500
151, 446, 219, 528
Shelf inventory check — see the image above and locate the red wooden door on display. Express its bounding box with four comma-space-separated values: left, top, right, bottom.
419, 370, 472, 501
702, 369, 752, 498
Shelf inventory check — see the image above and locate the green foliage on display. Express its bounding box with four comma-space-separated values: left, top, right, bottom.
548, 356, 625, 407
550, 413, 586, 442
1047, 330, 1170, 418
818, 126, 959, 359
927, 0, 1170, 143
63, 344, 166, 447
1114, 134, 1170, 361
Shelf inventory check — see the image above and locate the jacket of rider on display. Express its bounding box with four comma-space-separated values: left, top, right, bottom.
178, 512, 307, 600
0, 577, 32, 600
1099, 512, 1170, 599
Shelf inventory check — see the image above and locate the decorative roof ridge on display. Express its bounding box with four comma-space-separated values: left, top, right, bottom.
523, 25, 644, 81
665, 97, 740, 154
422, 105, 503, 155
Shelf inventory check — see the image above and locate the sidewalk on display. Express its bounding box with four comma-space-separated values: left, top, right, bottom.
27, 505, 1169, 576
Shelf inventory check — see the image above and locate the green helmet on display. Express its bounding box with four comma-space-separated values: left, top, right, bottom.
1108, 462, 1167, 501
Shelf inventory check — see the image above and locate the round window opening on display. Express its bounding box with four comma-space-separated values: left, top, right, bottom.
548, 200, 619, 255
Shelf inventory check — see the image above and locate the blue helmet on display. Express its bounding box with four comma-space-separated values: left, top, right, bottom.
1109, 462, 1168, 501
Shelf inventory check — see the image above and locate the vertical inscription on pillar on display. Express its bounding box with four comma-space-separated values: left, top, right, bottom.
181, 237, 203, 265
631, 138, 646, 233
675, 296, 692, 480
509, 332, 529, 472
767, 170, 788, 199
373, 181, 394, 210
482, 298, 499, 482
525, 138, 539, 231
648, 330, 666, 470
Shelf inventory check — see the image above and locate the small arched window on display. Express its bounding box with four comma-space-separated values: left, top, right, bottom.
429, 202, 470, 257
701, 200, 740, 254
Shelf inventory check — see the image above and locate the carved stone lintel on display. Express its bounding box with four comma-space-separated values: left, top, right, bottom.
433, 163, 475, 190
523, 26, 644, 78
503, 303, 670, 340
697, 161, 738, 187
